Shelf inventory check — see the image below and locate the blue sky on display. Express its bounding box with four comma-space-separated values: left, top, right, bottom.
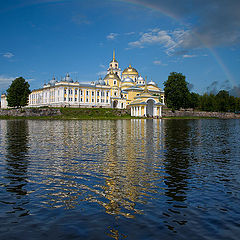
1, 0, 240, 96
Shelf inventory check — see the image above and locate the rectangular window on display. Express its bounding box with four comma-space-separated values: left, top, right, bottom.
80, 90, 83, 95
92, 91, 94, 96
106, 92, 108, 97
75, 98, 77, 101
106, 100, 108, 103
97, 92, 99, 96
86, 91, 88, 96
114, 80, 116, 85
81, 98, 83, 102
114, 92, 117, 96
97, 99, 99, 102
92, 99, 94, 102
64, 89, 66, 94
75, 90, 77, 95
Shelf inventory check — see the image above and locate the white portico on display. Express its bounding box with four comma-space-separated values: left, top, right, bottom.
129, 88, 163, 118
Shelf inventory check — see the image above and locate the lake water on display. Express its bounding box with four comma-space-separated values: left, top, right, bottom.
0, 119, 240, 240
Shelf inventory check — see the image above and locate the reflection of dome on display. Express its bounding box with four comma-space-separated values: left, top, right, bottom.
122, 77, 134, 83
148, 80, 157, 86
122, 64, 138, 75
65, 73, 73, 83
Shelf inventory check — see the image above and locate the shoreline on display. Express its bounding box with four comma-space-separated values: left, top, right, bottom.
0, 107, 239, 120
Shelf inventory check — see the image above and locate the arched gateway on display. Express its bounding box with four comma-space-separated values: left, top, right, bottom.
129, 90, 163, 118
146, 99, 154, 117
113, 100, 118, 108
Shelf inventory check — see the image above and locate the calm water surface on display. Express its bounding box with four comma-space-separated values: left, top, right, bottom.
0, 119, 240, 239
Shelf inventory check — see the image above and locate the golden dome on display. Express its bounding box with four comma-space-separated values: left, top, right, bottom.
122, 64, 138, 75
104, 69, 121, 80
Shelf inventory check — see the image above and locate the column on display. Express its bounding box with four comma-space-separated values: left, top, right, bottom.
153, 106, 157, 117
105, 90, 107, 105
66, 88, 69, 103
159, 106, 162, 117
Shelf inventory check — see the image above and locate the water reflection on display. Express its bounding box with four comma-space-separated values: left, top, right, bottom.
163, 120, 191, 231
4, 120, 29, 217
0, 119, 239, 239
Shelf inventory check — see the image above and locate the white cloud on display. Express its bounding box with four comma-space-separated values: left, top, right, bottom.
125, 32, 135, 35
0, 75, 15, 90
99, 64, 106, 68
153, 60, 167, 66
97, 71, 107, 76
3, 52, 14, 59
106, 33, 119, 40
153, 60, 162, 65
128, 28, 189, 55
0, 75, 34, 87
0, 75, 14, 84
183, 54, 197, 58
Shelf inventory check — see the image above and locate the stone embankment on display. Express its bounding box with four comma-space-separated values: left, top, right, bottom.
0, 108, 131, 118
162, 108, 240, 119
0, 107, 240, 119
0, 108, 62, 117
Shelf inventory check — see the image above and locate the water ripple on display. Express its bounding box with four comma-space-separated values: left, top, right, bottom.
0, 119, 240, 239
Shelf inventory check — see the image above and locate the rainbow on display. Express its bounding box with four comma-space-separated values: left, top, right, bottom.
2, 0, 236, 87
117, 0, 236, 86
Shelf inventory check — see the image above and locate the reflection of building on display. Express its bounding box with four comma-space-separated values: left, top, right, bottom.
1, 51, 165, 115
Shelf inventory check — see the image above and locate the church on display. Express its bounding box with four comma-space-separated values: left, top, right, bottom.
1, 51, 165, 117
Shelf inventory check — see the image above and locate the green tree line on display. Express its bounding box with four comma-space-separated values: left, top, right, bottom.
164, 72, 240, 112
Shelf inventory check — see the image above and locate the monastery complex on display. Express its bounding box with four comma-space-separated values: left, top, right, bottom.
1, 51, 165, 117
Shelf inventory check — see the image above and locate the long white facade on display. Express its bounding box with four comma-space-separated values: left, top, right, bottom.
1, 51, 165, 110
28, 81, 112, 108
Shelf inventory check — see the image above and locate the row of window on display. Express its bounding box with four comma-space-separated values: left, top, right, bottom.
64, 89, 109, 97
63, 97, 108, 103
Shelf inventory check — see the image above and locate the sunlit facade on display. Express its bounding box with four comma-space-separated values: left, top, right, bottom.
1, 51, 165, 115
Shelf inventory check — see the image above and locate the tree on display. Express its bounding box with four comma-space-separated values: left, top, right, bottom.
164, 72, 191, 110
215, 90, 230, 112
189, 92, 200, 109
6, 77, 31, 108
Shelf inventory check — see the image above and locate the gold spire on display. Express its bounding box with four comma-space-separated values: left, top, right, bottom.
113, 49, 115, 60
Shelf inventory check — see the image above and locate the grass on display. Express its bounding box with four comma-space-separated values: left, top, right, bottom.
0, 107, 224, 120
0, 107, 134, 120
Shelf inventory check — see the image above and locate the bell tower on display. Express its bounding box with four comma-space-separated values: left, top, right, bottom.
107, 49, 121, 77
